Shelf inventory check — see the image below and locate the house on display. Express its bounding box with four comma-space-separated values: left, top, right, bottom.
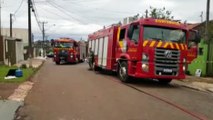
0, 36, 24, 66
1, 28, 28, 47
1, 28, 38, 60
187, 20, 213, 76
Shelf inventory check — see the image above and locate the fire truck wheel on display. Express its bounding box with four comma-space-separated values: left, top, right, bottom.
158, 79, 172, 84
75, 58, 79, 64
118, 62, 130, 83
93, 65, 98, 71
56, 61, 60, 65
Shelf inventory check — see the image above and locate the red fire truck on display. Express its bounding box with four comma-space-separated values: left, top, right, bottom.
53, 38, 86, 65
88, 18, 200, 83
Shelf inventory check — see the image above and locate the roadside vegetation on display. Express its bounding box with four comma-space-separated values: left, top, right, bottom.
0, 65, 35, 83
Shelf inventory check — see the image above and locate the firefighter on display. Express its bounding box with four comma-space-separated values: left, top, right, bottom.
88, 48, 94, 70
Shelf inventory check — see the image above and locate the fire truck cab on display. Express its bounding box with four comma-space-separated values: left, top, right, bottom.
53, 38, 86, 65
88, 18, 200, 83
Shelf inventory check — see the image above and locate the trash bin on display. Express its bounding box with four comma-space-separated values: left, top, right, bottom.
15, 69, 23, 77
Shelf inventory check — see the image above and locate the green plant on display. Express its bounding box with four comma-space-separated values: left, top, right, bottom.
21, 64, 28, 69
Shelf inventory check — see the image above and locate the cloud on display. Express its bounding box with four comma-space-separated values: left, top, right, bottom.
1, 0, 213, 41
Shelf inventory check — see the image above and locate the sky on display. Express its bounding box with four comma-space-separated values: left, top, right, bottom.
1, 0, 213, 41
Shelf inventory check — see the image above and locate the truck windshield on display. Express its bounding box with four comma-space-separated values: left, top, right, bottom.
54, 42, 73, 48
143, 26, 186, 43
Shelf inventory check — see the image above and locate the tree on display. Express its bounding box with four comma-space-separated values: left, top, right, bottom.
146, 6, 174, 20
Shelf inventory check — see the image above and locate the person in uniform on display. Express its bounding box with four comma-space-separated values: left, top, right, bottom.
88, 48, 94, 69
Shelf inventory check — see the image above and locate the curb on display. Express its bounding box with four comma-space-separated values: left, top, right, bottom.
8, 59, 46, 101
28, 60, 46, 82
0, 59, 46, 120
12, 60, 45, 119
173, 82, 213, 93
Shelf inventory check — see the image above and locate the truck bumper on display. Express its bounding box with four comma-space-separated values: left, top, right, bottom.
54, 56, 76, 63
131, 62, 185, 80
133, 72, 185, 80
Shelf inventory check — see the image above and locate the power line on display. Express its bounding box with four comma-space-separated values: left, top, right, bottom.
61, 0, 135, 14
36, 0, 135, 23
38, 4, 75, 22
31, 0, 42, 32
46, 1, 87, 24
13, 0, 25, 15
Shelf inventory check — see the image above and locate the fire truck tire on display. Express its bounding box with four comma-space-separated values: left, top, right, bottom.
55, 61, 60, 65
158, 79, 172, 84
93, 65, 99, 71
118, 62, 131, 83
75, 58, 79, 64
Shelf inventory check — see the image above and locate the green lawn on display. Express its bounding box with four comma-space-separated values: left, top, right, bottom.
0, 66, 35, 83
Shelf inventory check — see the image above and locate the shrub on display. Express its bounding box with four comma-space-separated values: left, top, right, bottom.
21, 64, 28, 69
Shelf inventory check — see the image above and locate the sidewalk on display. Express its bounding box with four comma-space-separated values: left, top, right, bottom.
16, 57, 46, 68
0, 57, 46, 120
172, 76, 213, 93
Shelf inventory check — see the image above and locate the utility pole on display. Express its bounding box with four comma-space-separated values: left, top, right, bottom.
200, 11, 203, 23
206, 0, 211, 76
28, 0, 32, 67
0, 0, 2, 37
10, 13, 13, 37
145, 10, 148, 18
41, 21, 47, 57
206, 0, 210, 39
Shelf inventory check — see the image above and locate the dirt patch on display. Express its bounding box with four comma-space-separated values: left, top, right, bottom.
0, 83, 19, 99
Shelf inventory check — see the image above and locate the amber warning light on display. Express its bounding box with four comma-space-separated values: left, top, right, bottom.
155, 19, 181, 26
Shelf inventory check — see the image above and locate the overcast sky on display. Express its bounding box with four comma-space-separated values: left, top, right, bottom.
1, 0, 213, 40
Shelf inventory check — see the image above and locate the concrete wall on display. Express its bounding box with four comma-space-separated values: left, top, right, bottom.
1, 37, 24, 65
16, 41, 24, 63
1, 28, 28, 47
0, 36, 4, 64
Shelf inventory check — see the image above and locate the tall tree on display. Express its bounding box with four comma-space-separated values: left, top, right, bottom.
146, 6, 174, 20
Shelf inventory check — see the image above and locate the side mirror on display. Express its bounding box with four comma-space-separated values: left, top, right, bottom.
189, 30, 201, 44
127, 25, 134, 39
134, 40, 138, 44
74, 42, 78, 47
195, 32, 201, 43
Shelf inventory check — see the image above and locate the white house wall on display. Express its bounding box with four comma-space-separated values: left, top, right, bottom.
1, 28, 28, 47
16, 41, 24, 63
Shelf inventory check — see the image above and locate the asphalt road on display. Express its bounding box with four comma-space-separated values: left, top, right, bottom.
16, 59, 213, 120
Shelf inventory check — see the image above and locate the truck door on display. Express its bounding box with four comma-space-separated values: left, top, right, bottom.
127, 23, 140, 60
187, 30, 200, 63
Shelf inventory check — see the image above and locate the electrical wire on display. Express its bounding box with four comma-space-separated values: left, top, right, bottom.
35, 0, 135, 23
46, 1, 87, 24
38, 4, 76, 22
32, 0, 42, 33
13, 0, 25, 15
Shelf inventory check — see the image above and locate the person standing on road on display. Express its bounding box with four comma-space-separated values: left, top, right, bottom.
88, 48, 94, 70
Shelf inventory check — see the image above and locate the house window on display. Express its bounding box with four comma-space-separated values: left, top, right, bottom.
199, 47, 203, 55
